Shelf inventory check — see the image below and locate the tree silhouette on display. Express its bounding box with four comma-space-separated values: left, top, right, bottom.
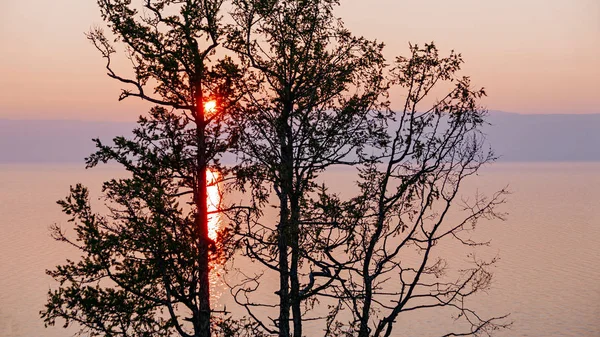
305, 43, 511, 337
41, 1, 243, 336
225, 0, 387, 336
41, 1, 510, 336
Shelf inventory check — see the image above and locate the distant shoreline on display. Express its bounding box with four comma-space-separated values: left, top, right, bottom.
2, 112, 599, 163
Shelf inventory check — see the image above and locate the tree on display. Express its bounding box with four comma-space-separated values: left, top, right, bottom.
41, 1, 243, 336
41, 1, 510, 335
306, 43, 511, 336
224, 1, 387, 336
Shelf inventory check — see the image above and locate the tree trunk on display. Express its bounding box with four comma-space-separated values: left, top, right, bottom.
196, 96, 211, 337
359, 177, 392, 337
278, 193, 291, 337
290, 193, 302, 337
277, 104, 294, 337
197, 167, 211, 337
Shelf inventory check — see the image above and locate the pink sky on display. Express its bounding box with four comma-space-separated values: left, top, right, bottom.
0, 0, 598, 121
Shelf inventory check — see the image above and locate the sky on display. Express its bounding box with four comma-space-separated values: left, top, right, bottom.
0, 0, 598, 121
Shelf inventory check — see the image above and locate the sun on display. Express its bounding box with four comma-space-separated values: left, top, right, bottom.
204, 100, 217, 115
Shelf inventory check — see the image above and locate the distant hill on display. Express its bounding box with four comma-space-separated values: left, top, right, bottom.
0, 112, 599, 163
484, 111, 600, 162
0, 119, 135, 163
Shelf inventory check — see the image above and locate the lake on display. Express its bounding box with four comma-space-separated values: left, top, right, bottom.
0, 163, 599, 336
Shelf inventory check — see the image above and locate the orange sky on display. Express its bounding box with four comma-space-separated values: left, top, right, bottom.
0, 0, 598, 121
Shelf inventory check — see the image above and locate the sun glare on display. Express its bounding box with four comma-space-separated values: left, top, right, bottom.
206, 169, 220, 241
204, 100, 217, 116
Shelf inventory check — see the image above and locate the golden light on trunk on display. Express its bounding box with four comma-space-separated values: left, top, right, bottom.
206, 169, 220, 241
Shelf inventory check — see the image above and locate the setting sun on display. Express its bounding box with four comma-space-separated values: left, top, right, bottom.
204, 100, 217, 116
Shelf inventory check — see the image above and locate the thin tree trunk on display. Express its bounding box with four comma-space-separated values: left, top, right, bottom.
196, 95, 211, 337
278, 194, 291, 337
359, 163, 394, 337
277, 103, 295, 337
290, 193, 302, 337
197, 168, 210, 337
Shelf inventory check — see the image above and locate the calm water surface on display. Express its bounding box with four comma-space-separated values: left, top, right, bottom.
0, 163, 599, 336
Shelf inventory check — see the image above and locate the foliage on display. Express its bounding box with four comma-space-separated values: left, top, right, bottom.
42, 1, 510, 336
42, 109, 236, 336
305, 43, 511, 337
41, 0, 244, 336
225, 0, 387, 336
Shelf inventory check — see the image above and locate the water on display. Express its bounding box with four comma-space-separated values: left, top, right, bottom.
0, 163, 599, 336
